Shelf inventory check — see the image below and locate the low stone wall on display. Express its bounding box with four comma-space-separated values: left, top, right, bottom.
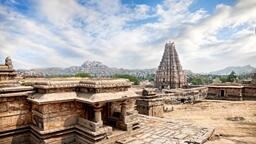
161, 87, 208, 104
78, 117, 102, 132
243, 86, 256, 100
207, 85, 256, 101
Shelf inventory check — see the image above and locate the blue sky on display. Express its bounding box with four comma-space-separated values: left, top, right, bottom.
0, 0, 256, 73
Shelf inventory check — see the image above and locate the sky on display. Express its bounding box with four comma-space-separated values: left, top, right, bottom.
0, 0, 256, 73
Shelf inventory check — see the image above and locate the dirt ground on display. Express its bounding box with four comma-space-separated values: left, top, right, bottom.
164, 100, 256, 144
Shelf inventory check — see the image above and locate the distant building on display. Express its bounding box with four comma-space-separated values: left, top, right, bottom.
207, 72, 256, 100
155, 41, 187, 89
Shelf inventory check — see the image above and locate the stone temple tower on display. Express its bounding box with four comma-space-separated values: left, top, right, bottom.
155, 41, 187, 89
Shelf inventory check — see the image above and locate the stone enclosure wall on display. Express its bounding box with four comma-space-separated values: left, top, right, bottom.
207, 86, 256, 101
162, 87, 208, 104
243, 87, 256, 100
0, 96, 31, 144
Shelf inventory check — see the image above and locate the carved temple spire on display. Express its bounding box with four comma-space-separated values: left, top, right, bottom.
155, 41, 187, 89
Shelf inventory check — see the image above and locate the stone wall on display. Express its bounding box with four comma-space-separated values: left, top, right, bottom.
243, 87, 256, 100
31, 101, 84, 131
162, 87, 208, 104
0, 96, 31, 131
207, 86, 242, 100
111, 99, 136, 114
207, 86, 256, 101
136, 98, 164, 117
0, 96, 31, 144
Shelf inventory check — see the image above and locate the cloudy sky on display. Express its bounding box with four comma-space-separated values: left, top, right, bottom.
0, 0, 256, 73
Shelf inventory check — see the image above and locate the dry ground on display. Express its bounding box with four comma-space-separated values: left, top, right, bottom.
164, 100, 256, 144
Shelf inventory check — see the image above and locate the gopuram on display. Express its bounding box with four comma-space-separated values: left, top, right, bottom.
152, 42, 207, 104
155, 42, 187, 89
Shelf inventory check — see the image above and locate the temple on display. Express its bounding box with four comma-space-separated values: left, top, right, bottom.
0, 57, 140, 144
155, 42, 187, 89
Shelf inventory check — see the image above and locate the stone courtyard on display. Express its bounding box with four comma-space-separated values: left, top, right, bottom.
117, 115, 214, 144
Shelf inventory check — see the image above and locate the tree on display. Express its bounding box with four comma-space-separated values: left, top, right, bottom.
191, 78, 203, 85
227, 71, 237, 82
113, 74, 140, 85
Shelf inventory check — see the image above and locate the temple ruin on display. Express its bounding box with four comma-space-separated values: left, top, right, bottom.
207, 73, 256, 100
0, 57, 140, 144
155, 42, 187, 89
136, 88, 164, 117
0, 57, 215, 144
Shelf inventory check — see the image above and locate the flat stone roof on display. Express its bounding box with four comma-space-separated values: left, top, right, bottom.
163, 86, 207, 93
208, 85, 243, 88
79, 79, 131, 88
27, 89, 139, 104
0, 86, 34, 97
30, 79, 131, 89
0, 86, 33, 92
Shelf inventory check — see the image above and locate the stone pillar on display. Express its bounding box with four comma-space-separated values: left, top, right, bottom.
121, 102, 127, 117
240, 88, 243, 101
94, 107, 102, 123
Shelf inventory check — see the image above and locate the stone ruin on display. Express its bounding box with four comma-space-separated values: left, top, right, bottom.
0, 57, 141, 143
136, 88, 164, 117
0, 57, 215, 144
207, 73, 256, 101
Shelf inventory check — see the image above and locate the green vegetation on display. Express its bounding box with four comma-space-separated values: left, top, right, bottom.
136, 74, 155, 82
216, 71, 237, 83
227, 71, 237, 82
45, 72, 92, 78
113, 74, 140, 85
187, 75, 213, 85
187, 71, 250, 85
74, 72, 91, 78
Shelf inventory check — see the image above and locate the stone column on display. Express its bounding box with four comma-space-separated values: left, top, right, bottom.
121, 102, 127, 117
94, 107, 102, 123
240, 88, 243, 101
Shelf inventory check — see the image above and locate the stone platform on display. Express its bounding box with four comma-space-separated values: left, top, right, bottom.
116, 115, 214, 144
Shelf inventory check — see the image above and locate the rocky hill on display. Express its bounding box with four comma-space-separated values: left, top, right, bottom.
18, 60, 156, 78
209, 65, 256, 75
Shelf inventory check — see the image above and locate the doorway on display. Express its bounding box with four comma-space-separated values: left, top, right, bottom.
220, 90, 225, 97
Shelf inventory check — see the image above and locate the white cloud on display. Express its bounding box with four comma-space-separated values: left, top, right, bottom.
0, 0, 256, 73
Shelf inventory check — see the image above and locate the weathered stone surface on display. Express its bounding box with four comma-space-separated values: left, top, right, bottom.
137, 89, 164, 117
207, 85, 256, 100
117, 115, 214, 144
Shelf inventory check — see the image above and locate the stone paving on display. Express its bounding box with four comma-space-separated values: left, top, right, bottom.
116, 115, 214, 144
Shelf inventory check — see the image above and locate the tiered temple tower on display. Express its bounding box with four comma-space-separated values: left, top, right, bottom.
155, 41, 187, 89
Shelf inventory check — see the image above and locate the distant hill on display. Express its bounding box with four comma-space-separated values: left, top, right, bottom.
18, 61, 255, 78
18, 60, 156, 78
209, 65, 256, 75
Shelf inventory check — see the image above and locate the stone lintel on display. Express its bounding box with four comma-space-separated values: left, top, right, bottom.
0, 91, 34, 98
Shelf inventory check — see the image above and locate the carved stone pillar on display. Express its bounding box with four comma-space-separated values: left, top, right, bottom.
121, 102, 127, 117
94, 107, 102, 123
